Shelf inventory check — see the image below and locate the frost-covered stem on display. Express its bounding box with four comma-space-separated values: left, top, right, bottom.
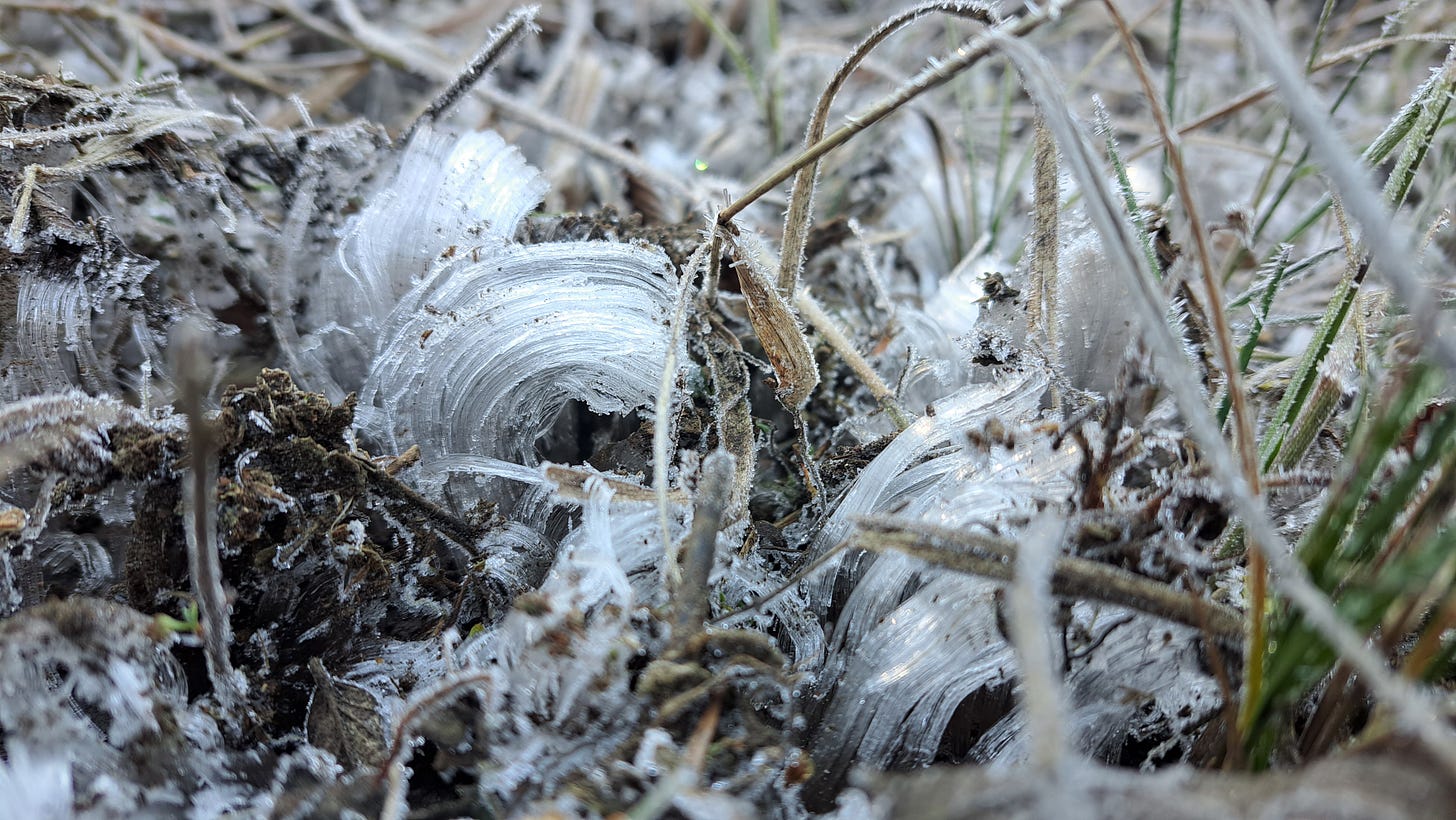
6, 163, 39, 252
717, 5, 1065, 228
1102, 0, 1265, 724
777, 1, 998, 293
855, 516, 1243, 638
1029, 114, 1061, 386
0, 118, 130, 148
674, 451, 735, 643
401, 5, 539, 142
794, 288, 911, 429
175, 322, 243, 718
989, 28, 1456, 776
655, 241, 709, 593
379, 760, 410, 820
1008, 514, 1069, 774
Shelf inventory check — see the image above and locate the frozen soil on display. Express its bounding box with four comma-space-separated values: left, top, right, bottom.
2, 0, 1455, 817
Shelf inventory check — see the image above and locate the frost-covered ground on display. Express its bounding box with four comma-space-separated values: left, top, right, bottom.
2, 0, 1455, 817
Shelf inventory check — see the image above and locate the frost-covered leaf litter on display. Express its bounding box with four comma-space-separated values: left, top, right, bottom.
2, 0, 1455, 817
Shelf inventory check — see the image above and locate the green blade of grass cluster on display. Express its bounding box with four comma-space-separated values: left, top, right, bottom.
1422, 545, 1456, 680
947, 19, 984, 242
1226, 244, 1338, 313
1217, 245, 1291, 428
1248, 0, 1378, 245
1093, 96, 1160, 277
1161, 0, 1185, 201
1257, 58, 1454, 472
1244, 366, 1454, 762
1268, 59, 1447, 249
986, 65, 1020, 246
1255, 256, 1363, 472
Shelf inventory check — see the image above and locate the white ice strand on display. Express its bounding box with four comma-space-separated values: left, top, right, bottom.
802, 370, 1075, 784
361, 241, 679, 464
452, 478, 642, 803
301, 125, 548, 399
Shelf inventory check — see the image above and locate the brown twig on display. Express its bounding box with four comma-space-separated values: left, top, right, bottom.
854, 516, 1244, 640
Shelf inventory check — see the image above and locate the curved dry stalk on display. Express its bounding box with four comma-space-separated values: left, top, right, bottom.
379, 668, 496, 792
776, 1, 1000, 294
174, 322, 245, 724
716, 3, 1070, 229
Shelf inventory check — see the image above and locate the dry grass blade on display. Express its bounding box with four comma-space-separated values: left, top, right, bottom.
1029, 113, 1060, 384
723, 226, 824, 497
1135, 33, 1456, 163
1100, 0, 1267, 737
401, 5, 538, 142
794, 288, 911, 429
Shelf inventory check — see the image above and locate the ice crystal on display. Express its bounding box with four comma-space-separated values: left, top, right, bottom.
450, 480, 643, 804
798, 369, 1073, 785
298, 126, 549, 399
292, 124, 683, 521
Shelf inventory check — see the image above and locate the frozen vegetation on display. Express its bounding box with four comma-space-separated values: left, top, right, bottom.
1, 0, 1455, 817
